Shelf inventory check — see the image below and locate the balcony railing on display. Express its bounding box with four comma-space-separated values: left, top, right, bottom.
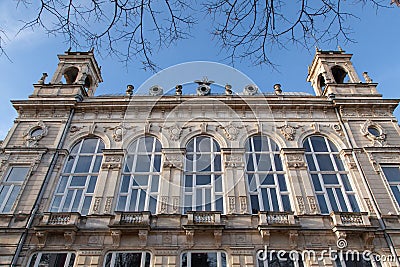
40, 212, 80, 226
113, 211, 150, 226
186, 211, 223, 226
330, 211, 370, 226
258, 211, 296, 226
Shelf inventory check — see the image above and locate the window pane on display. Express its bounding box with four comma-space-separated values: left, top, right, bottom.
390, 186, 400, 206
196, 175, 211, 185
0, 186, 9, 203
92, 156, 102, 172
196, 188, 202, 210
306, 155, 316, 171
383, 167, 400, 182
216, 197, 223, 211
328, 140, 338, 152
134, 175, 148, 187
114, 253, 142, 267
74, 156, 92, 173
81, 196, 92, 215
64, 156, 75, 173
83, 179, 98, 195
215, 175, 222, 192
184, 195, 192, 213
250, 195, 259, 214
120, 176, 130, 193
149, 196, 157, 214
257, 154, 272, 172
274, 155, 283, 171
311, 174, 322, 191
334, 154, 345, 171
117, 196, 127, 211
303, 139, 311, 152
135, 156, 151, 172
311, 136, 328, 152
97, 141, 105, 153
261, 188, 270, 211
316, 155, 334, 171
197, 154, 211, 172
153, 155, 161, 172
185, 175, 193, 190
322, 174, 339, 185
138, 190, 146, 211
57, 176, 68, 193
270, 188, 279, 211
246, 154, 254, 171
3, 186, 20, 212
71, 190, 83, 211
252, 136, 263, 151
197, 136, 211, 152
247, 174, 257, 192
6, 167, 29, 182
341, 174, 352, 191
205, 189, 211, 211
317, 194, 329, 214
214, 155, 221, 171
150, 176, 159, 192
129, 189, 138, 210
62, 191, 74, 211
335, 188, 348, 212
282, 195, 291, 211
260, 174, 274, 185
186, 154, 193, 172
80, 138, 98, 153
327, 188, 339, 211
348, 195, 360, 212
51, 196, 62, 211
124, 155, 134, 172
70, 176, 87, 187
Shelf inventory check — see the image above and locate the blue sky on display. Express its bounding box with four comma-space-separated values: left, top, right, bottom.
0, 2, 399, 139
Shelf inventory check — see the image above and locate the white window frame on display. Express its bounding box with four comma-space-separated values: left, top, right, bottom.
183, 136, 224, 213
116, 136, 162, 214
0, 166, 30, 213
28, 251, 76, 267
381, 165, 400, 211
304, 136, 359, 214
245, 135, 291, 213
104, 251, 151, 267
181, 251, 228, 267
50, 138, 103, 215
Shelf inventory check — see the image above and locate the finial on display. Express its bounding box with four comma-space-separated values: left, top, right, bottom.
362, 72, 373, 83
338, 45, 343, 52
126, 85, 134, 96
37, 73, 48, 84
225, 84, 232, 95
315, 46, 320, 52
274, 84, 282, 95
175, 84, 182, 95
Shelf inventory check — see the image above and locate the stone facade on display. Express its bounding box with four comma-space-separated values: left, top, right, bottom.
0, 50, 400, 266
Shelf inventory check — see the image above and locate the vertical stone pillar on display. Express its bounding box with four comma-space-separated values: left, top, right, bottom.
161, 148, 185, 214
222, 148, 246, 214
95, 149, 124, 214
281, 148, 316, 214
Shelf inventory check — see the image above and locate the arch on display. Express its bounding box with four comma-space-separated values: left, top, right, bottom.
180, 129, 228, 150
122, 131, 165, 151
331, 65, 348, 84
64, 132, 110, 152
297, 129, 347, 151
240, 131, 286, 151
63, 67, 79, 84
317, 73, 326, 92
84, 75, 93, 89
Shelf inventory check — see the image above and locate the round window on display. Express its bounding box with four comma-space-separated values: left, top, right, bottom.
31, 128, 44, 138
367, 126, 380, 137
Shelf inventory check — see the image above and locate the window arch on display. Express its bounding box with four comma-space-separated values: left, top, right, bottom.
50, 137, 104, 215
304, 136, 359, 214
245, 135, 291, 214
183, 135, 223, 213
116, 136, 162, 214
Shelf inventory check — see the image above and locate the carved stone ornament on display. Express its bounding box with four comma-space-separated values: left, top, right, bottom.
105, 123, 134, 142
23, 121, 48, 147
360, 120, 387, 146
277, 123, 299, 141
296, 196, 306, 214
70, 125, 85, 134
163, 124, 183, 141
219, 122, 243, 141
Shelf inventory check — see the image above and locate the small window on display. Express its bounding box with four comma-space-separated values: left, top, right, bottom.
181, 251, 227, 267
0, 166, 30, 213
331, 66, 349, 83
367, 127, 380, 137
30, 128, 44, 138
63, 67, 79, 84
382, 166, 400, 208
104, 252, 151, 267
28, 252, 76, 267
257, 251, 304, 267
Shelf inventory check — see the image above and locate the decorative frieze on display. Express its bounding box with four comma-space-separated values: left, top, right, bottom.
296, 196, 306, 214
281, 148, 307, 169
162, 149, 184, 169
307, 196, 318, 213
101, 149, 124, 170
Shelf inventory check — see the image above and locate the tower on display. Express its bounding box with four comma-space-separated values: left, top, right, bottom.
306, 48, 378, 97
32, 50, 103, 97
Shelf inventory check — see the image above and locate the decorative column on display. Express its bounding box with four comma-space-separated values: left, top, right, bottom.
222, 148, 246, 214
95, 149, 125, 214
160, 148, 185, 214
281, 148, 315, 214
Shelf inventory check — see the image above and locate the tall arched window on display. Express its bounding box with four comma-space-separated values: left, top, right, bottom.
50, 138, 104, 215
304, 136, 359, 214
116, 136, 162, 214
245, 135, 291, 214
183, 136, 223, 213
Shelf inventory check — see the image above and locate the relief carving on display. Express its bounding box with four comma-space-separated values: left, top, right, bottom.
219, 122, 243, 141
104, 197, 113, 214
296, 196, 305, 214
228, 196, 236, 213
23, 121, 48, 147
105, 123, 134, 142
277, 123, 299, 141
163, 124, 185, 141
361, 120, 387, 147
307, 196, 318, 213
239, 196, 247, 213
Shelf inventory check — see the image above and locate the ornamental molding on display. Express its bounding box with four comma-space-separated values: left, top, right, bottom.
162, 123, 186, 141
361, 120, 387, 147
218, 122, 243, 141
23, 120, 48, 147
104, 123, 134, 142
277, 123, 299, 141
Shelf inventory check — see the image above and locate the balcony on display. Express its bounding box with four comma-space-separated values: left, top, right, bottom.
258, 211, 298, 227
36, 212, 80, 230
184, 211, 225, 229
330, 211, 371, 227
110, 211, 151, 231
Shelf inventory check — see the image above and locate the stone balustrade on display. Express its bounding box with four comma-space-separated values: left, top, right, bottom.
258, 211, 296, 225
113, 211, 150, 226
330, 211, 370, 226
40, 212, 80, 226
186, 211, 222, 225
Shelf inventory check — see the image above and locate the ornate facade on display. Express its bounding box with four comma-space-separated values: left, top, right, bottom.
1, 50, 400, 266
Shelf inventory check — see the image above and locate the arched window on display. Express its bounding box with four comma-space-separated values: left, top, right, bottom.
50, 138, 104, 215
183, 136, 223, 213
245, 135, 291, 214
116, 136, 162, 214
304, 136, 359, 214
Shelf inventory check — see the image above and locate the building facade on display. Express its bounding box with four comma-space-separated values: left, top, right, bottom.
0, 50, 400, 267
